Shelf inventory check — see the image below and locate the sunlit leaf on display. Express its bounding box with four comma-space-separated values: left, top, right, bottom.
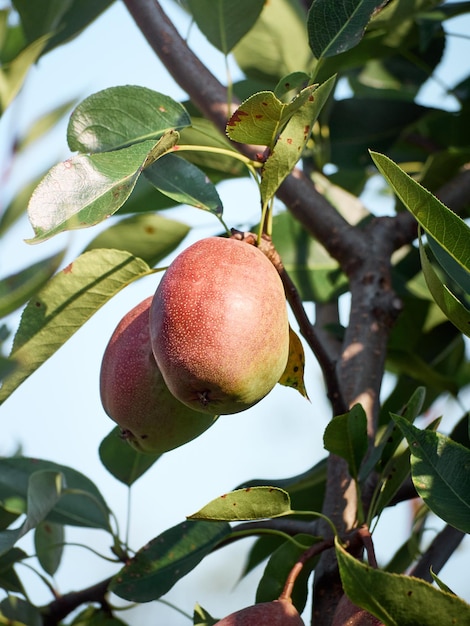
307, 0, 388, 59
0, 249, 151, 404
187, 0, 264, 54
26, 140, 162, 243
109, 521, 230, 602
99, 427, 161, 487
278, 326, 309, 399
335, 537, 470, 625
392, 415, 470, 533
188, 487, 292, 521
67, 85, 190, 153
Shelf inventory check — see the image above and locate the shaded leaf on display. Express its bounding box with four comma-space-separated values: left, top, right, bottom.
323, 404, 368, 480
26, 140, 162, 243
67, 85, 190, 153
0, 595, 42, 626
16, 99, 76, 152
392, 415, 470, 533
99, 427, 161, 487
84, 213, 190, 267
0, 458, 110, 530
0, 548, 27, 595
278, 325, 309, 399
0, 251, 65, 317
193, 603, 219, 626
188, 487, 292, 521
0, 249, 151, 404
109, 521, 230, 602
144, 153, 223, 216
335, 537, 470, 625
307, 0, 388, 59
34, 521, 64, 576
187, 0, 264, 54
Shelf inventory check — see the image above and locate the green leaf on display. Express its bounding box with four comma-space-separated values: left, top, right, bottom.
392, 415, 470, 533
0, 595, 43, 626
70, 606, 128, 626
256, 534, 319, 613
193, 603, 219, 626
260, 76, 336, 202
323, 404, 368, 480
144, 153, 223, 216
307, 0, 388, 59
99, 427, 161, 487
187, 0, 264, 54
0, 548, 27, 595
109, 521, 230, 602
26, 140, 162, 243
427, 235, 470, 297
419, 239, 470, 338
0, 458, 111, 530
16, 99, 76, 152
370, 151, 470, 273
67, 85, 190, 153
188, 487, 292, 521
335, 537, 470, 625
34, 521, 64, 577
0, 470, 64, 556
0, 249, 151, 404
0, 251, 65, 317
84, 213, 190, 267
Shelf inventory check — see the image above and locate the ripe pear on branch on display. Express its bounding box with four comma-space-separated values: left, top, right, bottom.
100, 297, 217, 454
150, 236, 290, 415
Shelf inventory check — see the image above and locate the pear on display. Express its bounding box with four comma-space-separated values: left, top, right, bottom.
149, 237, 289, 415
332, 595, 384, 625
214, 598, 305, 625
100, 297, 217, 454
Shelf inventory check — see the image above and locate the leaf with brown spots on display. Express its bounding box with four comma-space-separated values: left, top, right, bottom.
278, 326, 309, 400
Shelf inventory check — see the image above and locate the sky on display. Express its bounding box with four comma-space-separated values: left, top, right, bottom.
0, 1, 469, 624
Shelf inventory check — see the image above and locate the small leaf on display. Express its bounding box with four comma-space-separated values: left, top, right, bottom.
187, 0, 264, 54
67, 86, 190, 153
0, 595, 43, 626
34, 521, 64, 576
335, 537, 470, 625
188, 487, 292, 521
26, 140, 161, 243
278, 326, 309, 399
99, 427, 161, 487
144, 153, 223, 216
16, 99, 76, 152
0, 250, 65, 317
370, 151, 470, 273
323, 404, 368, 480
109, 521, 230, 602
193, 603, 219, 626
84, 213, 190, 268
307, 0, 387, 59
392, 415, 470, 533
0, 249, 151, 404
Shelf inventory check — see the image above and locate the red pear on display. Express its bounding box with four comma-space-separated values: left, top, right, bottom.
149, 237, 289, 415
214, 598, 305, 625
332, 595, 384, 625
100, 297, 217, 454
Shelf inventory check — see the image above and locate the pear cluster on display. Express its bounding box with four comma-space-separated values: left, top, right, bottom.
100, 236, 289, 453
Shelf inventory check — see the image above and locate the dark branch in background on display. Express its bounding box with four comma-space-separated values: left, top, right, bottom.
410, 524, 466, 582
41, 577, 112, 626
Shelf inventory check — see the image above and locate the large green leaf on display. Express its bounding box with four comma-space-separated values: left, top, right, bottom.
0, 249, 151, 404
109, 521, 230, 602
144, 153, 223, 216
307, 0, 387, 59
26, 139, 166, 243
0, 471, 64, 557
335, 537, 470, 625
98, 427, 161, 487
393, 415, 470, 533
0, 458, 110, 530
370, 151, 470, 272
84, 213, 190, 267
323, 404, 368, 480
67, 86, 190, 153
187, 0, 264, 54
188, 487, 292, 521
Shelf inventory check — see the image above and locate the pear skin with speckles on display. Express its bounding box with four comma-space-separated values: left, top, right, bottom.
100, 297, 217, 454
214, 599, 305, 625
149, 237, 290, 415
332, 595, 384, 626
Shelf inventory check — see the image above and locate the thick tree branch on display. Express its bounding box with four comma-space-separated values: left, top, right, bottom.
41, 577, 113, 626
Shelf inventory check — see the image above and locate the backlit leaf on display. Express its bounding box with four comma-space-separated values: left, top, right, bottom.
278, 325, 309, 399
110, 521, 230, 602
188, 487, 292, 521
0, 249, 151, 403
